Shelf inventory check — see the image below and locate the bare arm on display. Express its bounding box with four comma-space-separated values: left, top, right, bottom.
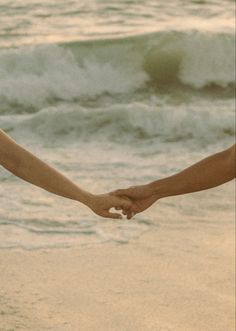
113, 144, 236, 218
0, 130, 131, 219
150, 144, 236, 198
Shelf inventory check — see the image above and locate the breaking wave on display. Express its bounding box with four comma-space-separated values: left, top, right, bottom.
1, 101, 234, 143
0, 30, 235, 111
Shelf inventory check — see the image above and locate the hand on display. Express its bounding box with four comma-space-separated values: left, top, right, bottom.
87, 193, 133, 219
111, 184, 158, 219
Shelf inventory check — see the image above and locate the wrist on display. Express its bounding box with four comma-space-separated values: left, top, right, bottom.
147, 179, 167, 200
75, 189, 95, 207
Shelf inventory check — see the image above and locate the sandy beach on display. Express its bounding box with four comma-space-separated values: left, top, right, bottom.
0, 0, 235, 330
1, 215, 235, 331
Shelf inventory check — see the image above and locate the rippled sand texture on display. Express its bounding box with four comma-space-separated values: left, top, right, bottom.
0, 211, 235, 331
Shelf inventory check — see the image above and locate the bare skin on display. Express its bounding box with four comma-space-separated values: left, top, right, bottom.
0, 130, 131, 219
113, 144, 236, 219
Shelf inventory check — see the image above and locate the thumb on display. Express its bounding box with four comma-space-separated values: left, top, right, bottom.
111, 188, 132, 198
119, 196, 133, 210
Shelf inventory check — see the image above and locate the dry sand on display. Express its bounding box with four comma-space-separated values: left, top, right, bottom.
0, 218, 235, 331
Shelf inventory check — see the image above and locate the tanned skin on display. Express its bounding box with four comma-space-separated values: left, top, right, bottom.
113, 144, 236, 219
0, 130, 131, 219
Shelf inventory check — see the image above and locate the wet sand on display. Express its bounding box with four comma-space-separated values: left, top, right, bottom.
0, 220, 235, 331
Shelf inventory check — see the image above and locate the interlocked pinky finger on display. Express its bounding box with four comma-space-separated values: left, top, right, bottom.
127, 211, 135, 220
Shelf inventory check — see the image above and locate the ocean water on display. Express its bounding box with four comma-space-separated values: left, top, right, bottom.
0, 0, 235, 250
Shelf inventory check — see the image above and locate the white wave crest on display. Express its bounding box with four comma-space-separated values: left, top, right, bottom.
0, 30, 235, 110
0, 44, 147, 109
1, 101, 234, 143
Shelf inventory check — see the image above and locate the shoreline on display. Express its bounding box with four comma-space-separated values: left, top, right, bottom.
0, 222, 235, 331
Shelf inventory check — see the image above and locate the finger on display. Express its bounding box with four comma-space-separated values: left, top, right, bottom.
127, 211, 135, 220
120, 198, 133, 210
100, 210, 123, 219
120, 206, 134, 220
112, 196, 132, 212
122, 203, 135, 217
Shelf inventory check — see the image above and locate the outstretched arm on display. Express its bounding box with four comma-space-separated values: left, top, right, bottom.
113, 144, 236, 218
0, 130, 131, 219
150, 144, 235, 197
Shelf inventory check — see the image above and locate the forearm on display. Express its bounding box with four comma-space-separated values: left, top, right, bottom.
149, 145, 236, 199
0, 131, 93, 205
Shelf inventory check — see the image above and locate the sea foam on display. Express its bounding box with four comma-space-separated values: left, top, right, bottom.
1, 101, 234, 144
0, 30, 235, 111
